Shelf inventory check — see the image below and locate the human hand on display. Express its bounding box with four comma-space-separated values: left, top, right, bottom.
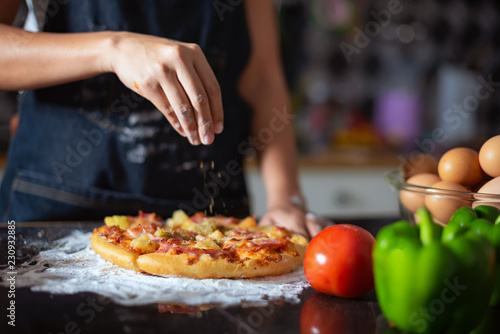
105, 32, 223, 145
259, 204, 333, 239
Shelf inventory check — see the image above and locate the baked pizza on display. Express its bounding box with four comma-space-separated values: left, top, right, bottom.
90, 210, 308, 279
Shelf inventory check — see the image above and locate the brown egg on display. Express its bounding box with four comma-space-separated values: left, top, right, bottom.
425, 181, 470, 224
473, 177, 500, 210
400, 173, 441, 213
479, 135, 500, 178
401, 154, 439, 179
438, 148, 484, 187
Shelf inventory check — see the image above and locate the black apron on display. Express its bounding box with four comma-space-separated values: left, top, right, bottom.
0, 0, 252, 222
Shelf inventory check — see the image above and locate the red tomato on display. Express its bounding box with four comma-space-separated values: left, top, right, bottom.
300, 292, 376, 334
304, 224, 375, 298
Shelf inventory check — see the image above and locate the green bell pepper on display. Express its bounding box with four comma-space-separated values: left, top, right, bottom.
373, 208, 495, 334
445, 205, 500, 307
474, 205, 500, 222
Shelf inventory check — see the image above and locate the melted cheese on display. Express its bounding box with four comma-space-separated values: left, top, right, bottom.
290, 235, 308, 246
266, 227, 287, 239
194, 238, 221, 250
223, 239, 247, 248
238, 248, 279, 262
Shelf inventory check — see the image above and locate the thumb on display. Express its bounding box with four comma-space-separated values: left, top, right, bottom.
305, 213, 334, 238
258, 214, 273, 227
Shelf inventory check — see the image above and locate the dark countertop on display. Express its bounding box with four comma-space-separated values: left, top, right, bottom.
1, 218, 498, 334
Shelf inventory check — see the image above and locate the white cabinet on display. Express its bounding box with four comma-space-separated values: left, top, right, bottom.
245, 167, 400, 218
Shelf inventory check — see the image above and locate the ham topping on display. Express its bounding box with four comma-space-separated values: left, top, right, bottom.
252, 239, 288, 249
155, 240, 237, 262
126, 222, 161, 238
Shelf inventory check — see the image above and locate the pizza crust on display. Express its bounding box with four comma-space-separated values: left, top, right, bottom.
136, 251, 304, 279
90, 233, 142, 272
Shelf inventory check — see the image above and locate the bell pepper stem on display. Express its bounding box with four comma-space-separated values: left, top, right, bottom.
418, 207, 439, 246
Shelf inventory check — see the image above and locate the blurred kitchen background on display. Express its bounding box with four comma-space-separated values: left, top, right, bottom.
1, 0, 500, 219
249, 0, 500, 219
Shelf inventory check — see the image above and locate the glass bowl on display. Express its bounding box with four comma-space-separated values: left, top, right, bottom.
385, 171, 500, 225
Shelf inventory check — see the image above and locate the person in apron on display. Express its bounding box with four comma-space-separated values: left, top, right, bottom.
0, 0, 316, 237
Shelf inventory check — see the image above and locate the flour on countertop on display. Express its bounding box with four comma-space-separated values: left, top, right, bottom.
0, 231, 309, 307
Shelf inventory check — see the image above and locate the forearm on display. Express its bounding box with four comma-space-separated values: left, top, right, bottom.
0, 24, 113, 91
241, 0, 302, 209
259, 123, 302, 209
0, 22, 222, 145
249, 76, 303, 209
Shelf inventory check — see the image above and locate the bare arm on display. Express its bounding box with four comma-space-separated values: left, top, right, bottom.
0, 25, 114, 91
241, 0, 317, 237
0, 1, 223, 145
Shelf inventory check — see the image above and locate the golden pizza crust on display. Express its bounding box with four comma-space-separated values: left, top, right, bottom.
136, 251, 304, 279
90, 232, 142, 272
